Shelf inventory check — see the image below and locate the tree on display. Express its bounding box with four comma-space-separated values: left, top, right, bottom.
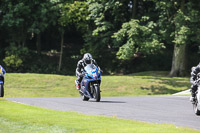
111, 0, 165, 60
58, 1, 88, 71
28, 0, 59, 54
168, 0, 188, 76
1, 1, 31, 46
155, 0, 200, 76
1, 0, 59, 52
82, 0, 130, 71
112, 18, 165, 60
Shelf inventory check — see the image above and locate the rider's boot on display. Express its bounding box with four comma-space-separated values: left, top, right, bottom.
75, 80, 80, 90
76, 84, 80, 90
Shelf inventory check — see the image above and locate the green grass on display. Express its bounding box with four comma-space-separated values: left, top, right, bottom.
5, 73, 76, 97
0, 98, 199, 133
4, 71, 190, 97
0, 72, 195, 132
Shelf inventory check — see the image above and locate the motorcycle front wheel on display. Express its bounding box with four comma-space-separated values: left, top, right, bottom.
0, 84, 4, 97
93, 85, 101, 102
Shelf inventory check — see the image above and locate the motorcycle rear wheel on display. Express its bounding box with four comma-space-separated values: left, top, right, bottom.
79, 90, 89, 101
80, 92, 89, 101
0, 84, 4, 97
82, 95, 89, 101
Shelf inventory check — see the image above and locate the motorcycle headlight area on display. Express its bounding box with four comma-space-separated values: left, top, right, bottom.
88, 75, 93, 79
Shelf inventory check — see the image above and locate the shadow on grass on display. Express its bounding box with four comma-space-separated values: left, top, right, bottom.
141, 85, 179, 95
137, 75, 191, 95
120, 71, 191, 95
142, 77, 190, 88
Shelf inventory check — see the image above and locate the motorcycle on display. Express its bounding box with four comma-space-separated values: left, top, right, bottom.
0, 66, 5, 97
77, 64, 101, 102
192, 73, 200, 115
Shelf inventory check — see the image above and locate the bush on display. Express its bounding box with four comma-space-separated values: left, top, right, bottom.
3, 55, 23, 68
3, 44, 29, 72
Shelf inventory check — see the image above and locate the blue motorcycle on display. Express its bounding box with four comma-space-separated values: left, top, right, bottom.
0, 66, 5, 97
79, 64, 101, 102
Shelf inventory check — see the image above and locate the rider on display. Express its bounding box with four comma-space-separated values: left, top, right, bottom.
75, 53, 99, 90
190, 63, 200, 102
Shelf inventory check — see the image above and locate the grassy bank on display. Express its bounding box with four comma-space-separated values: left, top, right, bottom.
4, 71, 190, 97
0, 99, 199, 133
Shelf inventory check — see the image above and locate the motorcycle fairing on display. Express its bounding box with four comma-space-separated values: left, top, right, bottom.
81, 64, 101, 98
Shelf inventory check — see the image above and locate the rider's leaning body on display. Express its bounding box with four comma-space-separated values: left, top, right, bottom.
75, 53, 99, 90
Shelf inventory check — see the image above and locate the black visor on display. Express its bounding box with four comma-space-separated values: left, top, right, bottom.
85, 59, 91, 64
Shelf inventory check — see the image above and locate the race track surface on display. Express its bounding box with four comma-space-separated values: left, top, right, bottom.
7, 96, 200, 130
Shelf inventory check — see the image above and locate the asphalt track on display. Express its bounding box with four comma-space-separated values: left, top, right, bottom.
7, 96, 200, 130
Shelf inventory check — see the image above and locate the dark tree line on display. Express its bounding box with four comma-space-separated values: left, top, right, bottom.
0, 0, 200, 76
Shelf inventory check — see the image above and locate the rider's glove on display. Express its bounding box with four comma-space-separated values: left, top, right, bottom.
98, 67, 103, 73
79, 72, 85, 77
77, 72, 82, 77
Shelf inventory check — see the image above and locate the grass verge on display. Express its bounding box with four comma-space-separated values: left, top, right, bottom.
0, 99, 199, 133
4, 71, 190, 97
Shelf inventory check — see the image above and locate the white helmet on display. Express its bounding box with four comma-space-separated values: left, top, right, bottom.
83, 53, 92, 64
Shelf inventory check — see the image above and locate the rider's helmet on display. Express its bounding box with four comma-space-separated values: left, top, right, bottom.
191, 67, 196, 77
83, 53, 92, 64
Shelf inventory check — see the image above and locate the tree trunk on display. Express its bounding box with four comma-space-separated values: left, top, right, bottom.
21, 25, 26, 47
169, 44, 187, 77
22, 34, 26, 47
169, 0, 187, 77
58, 31, 64, 72
132, 0, 137, 19
36, 33, 41, 54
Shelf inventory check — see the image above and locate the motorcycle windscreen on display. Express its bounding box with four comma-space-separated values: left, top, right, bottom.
84, 64, 97, 75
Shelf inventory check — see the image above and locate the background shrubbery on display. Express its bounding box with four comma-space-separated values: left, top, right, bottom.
0, 0, 200, 75
0, 43, 199, 75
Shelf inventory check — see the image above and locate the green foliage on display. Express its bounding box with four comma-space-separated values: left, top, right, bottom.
1, 0, 200, 75
0, 0, 60, 46
3, 55, 23, 69
155, 0, 200, 46
173, 10, 191, 46
82, 0, 130, 70
1, 2, 31, 27
27, 0, 59, 35
59, 1, 88, 31
173, 25, 190, 45
112, 19, 165, 60
0, 1, 31, 45
86, 0, 123, 36
3, 44, 29, 72
186, 2, 200, 44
